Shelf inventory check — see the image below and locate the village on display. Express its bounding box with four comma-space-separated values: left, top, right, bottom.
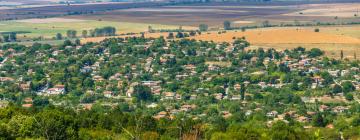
0, 36, 358, 132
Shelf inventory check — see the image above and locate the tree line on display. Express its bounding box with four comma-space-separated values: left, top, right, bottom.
56, 26, 117, 40
0, 32, 17, 42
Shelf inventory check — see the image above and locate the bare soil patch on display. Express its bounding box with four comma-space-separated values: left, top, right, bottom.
16, 18, 88, 23
284, 3, 360, 18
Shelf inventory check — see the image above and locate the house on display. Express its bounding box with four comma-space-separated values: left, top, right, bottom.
93, 75, 104, 82
296, 116, 310, 123
22, 104, 33, 108
52, 50, 59, 56
250, 57, 258, 63
170, 109, 180, 115
266, 111, 278, 118
319, 105, 329, 112
126, 82, 137, 97
65, 46, 73, 49
341, 70, 349, 76
208, 65, 219, 71
104, 91, 113, 98
175, 74, 189, 80
146, 103, 158, 108
80, 103, 93, 110
328, 70, 339, 77
234, 84, 241, 90
243, 81, 250, 86
46, 85, 65, 95
117, 81, 124, 89
142, 81, 161, 87
222, 111, 232, 119
23, 97, 33, 103
80, 66, 92, 73
163, 92, 175, 100
231, 95, 241, 100
312, 76, 324, 83
180, 104, 196, 112
214, 93, 223, 100
332, 106, 349, 113
356, 84, 360, 91
308, 67, 320, 73
259, 82, 268, 88
263, 57, 271, 66
48, 58, 58, 63
153, 111, 168, 120
350, 67, 359, 71
311, 83, 318, 89
277, 114, 285, 120
326, 124, 334, 129
190, 94, 197, 100
184, 64, 196, 71
0, 101, 8, 108
175, 94, 182, 100
20, 82, 31, 91
245, 110, 252, 116
0, 77, 15, 82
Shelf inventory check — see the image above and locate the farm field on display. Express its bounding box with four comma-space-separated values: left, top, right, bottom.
69, 2, 360, 27
284, 3, 360, 18
189, 26, 360, 59
82, 25, 360, 59
0, 1, 359, 59
0, 18, 193, 39
0, 2, 163, 20
190, 28, 360, 44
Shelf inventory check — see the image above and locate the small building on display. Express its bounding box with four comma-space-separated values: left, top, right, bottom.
46, 85, 65, 95
266, 111, 278, 118
104, 91, 113, 98
163, 92, 175, 100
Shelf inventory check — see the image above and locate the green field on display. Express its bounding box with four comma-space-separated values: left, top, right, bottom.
0, 19, 189, 39
0, 39, 77, 46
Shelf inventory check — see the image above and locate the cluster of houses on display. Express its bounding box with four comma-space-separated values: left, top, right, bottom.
153, 104, 197, 120
0, 37, 359, 129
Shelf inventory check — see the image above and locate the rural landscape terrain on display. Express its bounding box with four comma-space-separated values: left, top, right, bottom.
0, 0, 360, 139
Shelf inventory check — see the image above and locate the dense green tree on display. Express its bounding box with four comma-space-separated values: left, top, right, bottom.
199, 24, 208, 32
35, 109, 77, 140
66, 30, 77, 38
312, 113, 326, 127
342, 81, 355, 93
223, 20, 231, 30
82, 30, 88, 38
308, 48, 324, 58
332, 84, 342, 94
56, 33, 63, 40
133, 85, 153, 102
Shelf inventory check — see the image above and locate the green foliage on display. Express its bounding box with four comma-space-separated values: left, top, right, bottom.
223, 20, 231, 30
342, 81, 355, 93
0, 36, 358, 139
67, 30, 77, 38
308, 48, 324, 58
133, 85, 153, 102
199, 24, 208, 32
56, 33, 63, 40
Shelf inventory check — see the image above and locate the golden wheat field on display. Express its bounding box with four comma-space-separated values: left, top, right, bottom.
189, 27, 360, 59
189, 28, 360, 44
82, 26, 360, 59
